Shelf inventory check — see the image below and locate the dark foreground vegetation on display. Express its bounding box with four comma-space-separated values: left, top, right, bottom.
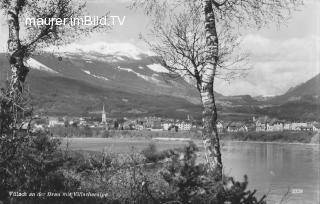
0, 132, 266, 204
221, 131, 317, 144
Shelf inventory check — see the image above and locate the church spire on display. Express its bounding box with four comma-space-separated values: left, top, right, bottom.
102, 103, 106, 123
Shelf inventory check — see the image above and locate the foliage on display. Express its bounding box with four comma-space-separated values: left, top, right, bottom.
222, 131, 315, 143
0, 0, 109, 58
141, 142, 191, 163
160, 142, 266, 204
0, 134, 267, 204
141, 142, 160, 163
49, 127, 203, 139
0, 132, 80, 204
61, 142, 266, 204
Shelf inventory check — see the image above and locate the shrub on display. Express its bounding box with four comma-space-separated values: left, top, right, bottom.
1, 131, 266, 204
159, 142, 266, 204
0, 132, 80, 204
141, 142, 159, 163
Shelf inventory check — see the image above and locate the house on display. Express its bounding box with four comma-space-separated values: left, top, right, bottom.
284, 123, 292, 131
266, 120, 284, 132
226, 122, 248, 132
245, 121, 256, 132
48, 117, 65, 127
298, 125, 313, 131
255, 116, 270, 132
162, 122, 173, 131
176, 122, 192, 131
216, 121, 224, 133
291, 122, 308, 131
152, 121, 162, 130
255, 120, 267, 132
312, 123, 320, 132
168, 125, 178, 132
135, 124, 144, 130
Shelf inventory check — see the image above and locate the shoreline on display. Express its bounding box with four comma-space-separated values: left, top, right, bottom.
220, 139, 320, 146
61, 137, 320, 146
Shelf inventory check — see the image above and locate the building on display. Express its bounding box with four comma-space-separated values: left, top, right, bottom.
255, 116, 269, 132
312, 123, 320, 132
176, 122, 192, 131
162, 122, 173, 131
291, 122, 308, 131
101, 104, 107, 124
216, 121, 224, 133
135, 124, 144, 130
298, 125, 313, 131
284, 123, 292, 131
266, 120, 284, 132
48, 117, 65, 127
226, 122, 248, 132
256, 122, 266, 132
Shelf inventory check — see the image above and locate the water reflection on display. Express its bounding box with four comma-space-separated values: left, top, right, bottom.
221, 142, 319, 204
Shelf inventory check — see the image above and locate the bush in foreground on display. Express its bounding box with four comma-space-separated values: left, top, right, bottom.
1, 136, 266, 204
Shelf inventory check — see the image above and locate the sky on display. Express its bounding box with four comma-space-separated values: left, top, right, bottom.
0, 0, 319, 96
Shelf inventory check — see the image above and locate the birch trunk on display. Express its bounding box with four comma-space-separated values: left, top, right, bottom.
6, 1, 29, 126
7, 0, 29, 100
201, 0, 223, 177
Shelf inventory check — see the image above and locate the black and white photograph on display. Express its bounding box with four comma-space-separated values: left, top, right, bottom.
0, 0, 319, 203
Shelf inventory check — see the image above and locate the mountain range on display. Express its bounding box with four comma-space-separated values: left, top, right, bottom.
0, 43, 319, 121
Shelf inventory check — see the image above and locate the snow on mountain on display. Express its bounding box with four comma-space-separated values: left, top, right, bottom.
55, 42, 154, 61
117, 66, 160, 83
147, 63, 169, 73
82, 69, 109, 81
26, 58, 58, 74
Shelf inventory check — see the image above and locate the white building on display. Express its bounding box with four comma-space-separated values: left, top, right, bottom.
162, 123, 173, 131
101, 104, 107, 124
48, 117, 64, 127
266, 122, 284, 132
312, 124, 320, 132
216, 121, 224, 133
291, 123, 308, 131
284, 123, 292, 130
176, 122, 192, 131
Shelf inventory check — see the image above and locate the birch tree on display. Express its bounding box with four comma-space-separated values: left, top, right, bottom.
133, 0, 302, 178
0, 0, 108, 132
0, 1, 109, 198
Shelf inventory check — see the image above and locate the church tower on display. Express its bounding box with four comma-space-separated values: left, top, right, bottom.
101, 104, 107, 123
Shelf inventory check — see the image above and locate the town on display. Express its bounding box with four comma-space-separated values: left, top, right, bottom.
26, 105, 320, 135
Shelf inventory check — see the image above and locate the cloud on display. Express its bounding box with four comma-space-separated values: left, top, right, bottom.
52, 41, 154, 60
215, 34, 319, 96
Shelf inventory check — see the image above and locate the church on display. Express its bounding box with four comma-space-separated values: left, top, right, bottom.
101, 104, 107, 124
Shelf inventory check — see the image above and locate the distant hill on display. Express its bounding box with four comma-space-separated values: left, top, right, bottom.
270, 73, 320, 105
255, 101, 320, 121
0, 43, 318, 121
0, 44, 261, 120
256, 73, 320, 121
0, 52, 203, 119
28, 71, 202, 118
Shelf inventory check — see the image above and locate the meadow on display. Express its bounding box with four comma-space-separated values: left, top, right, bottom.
61, 137, 191, 153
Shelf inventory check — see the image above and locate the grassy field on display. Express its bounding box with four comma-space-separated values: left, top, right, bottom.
60, 131, 318, 154
61, 137, 191, 153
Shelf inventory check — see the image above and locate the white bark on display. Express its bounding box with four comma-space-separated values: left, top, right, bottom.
201, 0, 223, 176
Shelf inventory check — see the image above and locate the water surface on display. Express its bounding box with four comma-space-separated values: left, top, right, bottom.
64, 138, 320, 204
220, 141, 319, 204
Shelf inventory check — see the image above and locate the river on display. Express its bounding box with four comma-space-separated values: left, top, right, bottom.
63, 138, 320, 204
219, 141, 320, 204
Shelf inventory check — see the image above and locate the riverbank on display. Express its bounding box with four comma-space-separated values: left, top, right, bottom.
220, 131, 319, 144
54, 127, 320, 145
